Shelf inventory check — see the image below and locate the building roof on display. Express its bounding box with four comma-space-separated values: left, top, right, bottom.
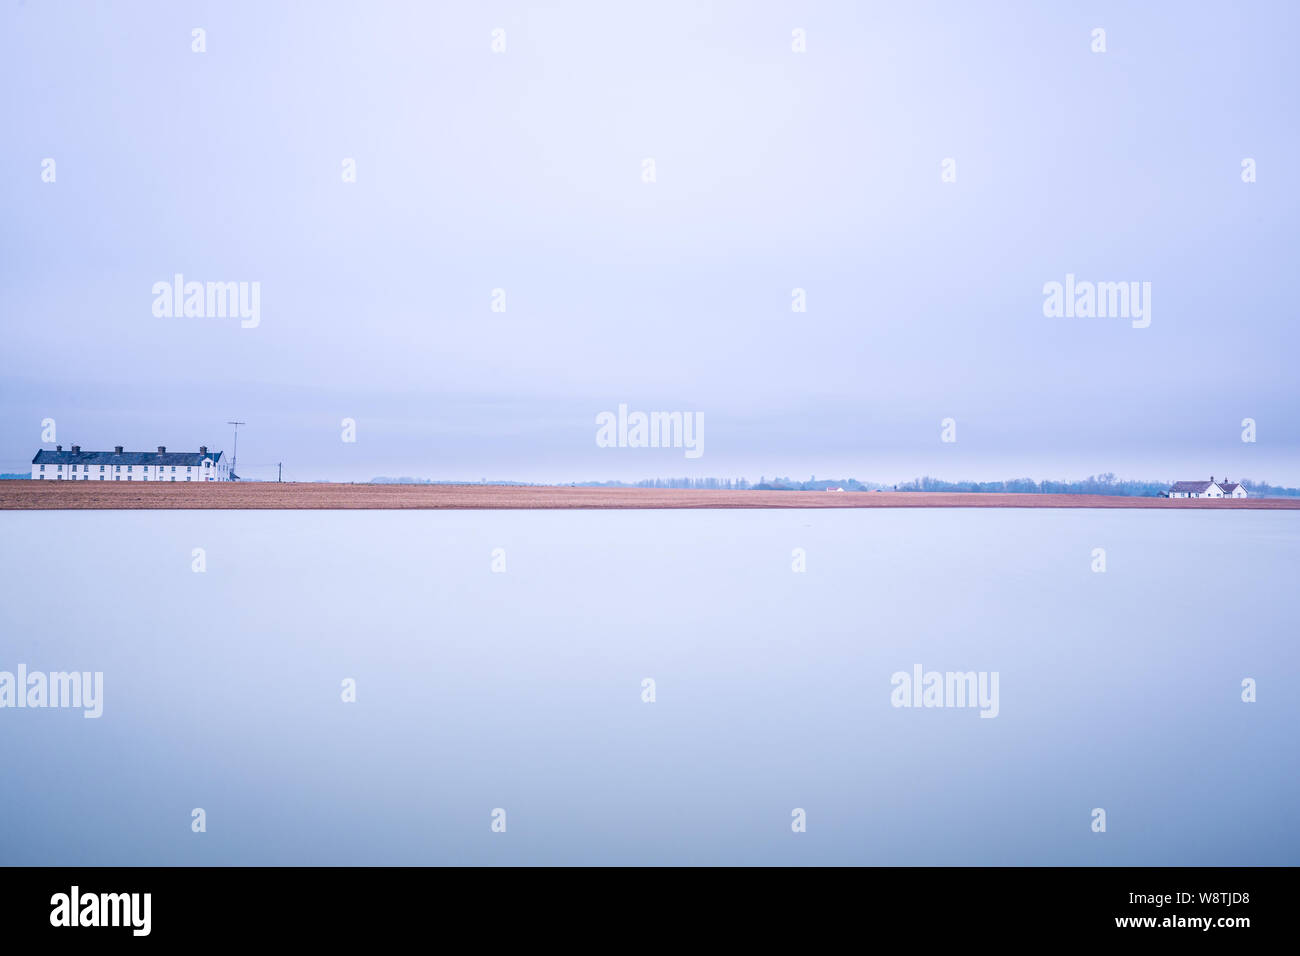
1170, 480, 1216, 493
32, 447, 222, 466
1220, 482, 1242, 493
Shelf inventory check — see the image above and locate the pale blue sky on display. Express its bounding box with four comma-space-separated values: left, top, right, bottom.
2, 0, 1296, 482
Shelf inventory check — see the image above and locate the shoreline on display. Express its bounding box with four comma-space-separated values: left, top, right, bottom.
2, 481, 1298, 511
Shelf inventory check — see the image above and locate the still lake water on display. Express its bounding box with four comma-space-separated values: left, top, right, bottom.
1, 508, 1297, 865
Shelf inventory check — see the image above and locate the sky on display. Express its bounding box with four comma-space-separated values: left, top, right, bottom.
2, 0, 1297, 484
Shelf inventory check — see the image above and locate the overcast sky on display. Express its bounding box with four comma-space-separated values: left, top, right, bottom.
2, 1, 1297, 483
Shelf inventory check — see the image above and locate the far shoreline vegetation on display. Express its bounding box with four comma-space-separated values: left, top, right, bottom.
362, 473, 1300, 497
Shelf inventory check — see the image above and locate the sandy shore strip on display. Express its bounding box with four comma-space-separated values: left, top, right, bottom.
1, 481, 1298, 511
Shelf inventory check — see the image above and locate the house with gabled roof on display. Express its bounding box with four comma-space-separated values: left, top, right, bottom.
1168, 476, 1247, 499
31, 445, 230, 481
1169, 479, 1221, 498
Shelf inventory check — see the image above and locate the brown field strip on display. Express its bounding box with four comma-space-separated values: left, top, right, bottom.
1, 481, 1298, 511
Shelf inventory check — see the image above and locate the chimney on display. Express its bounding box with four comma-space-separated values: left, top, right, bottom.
56, 445, 62, 451
199, 445, 207, 454
158, 446, 166, 453
71, 445, 80, 453
114, 446, 123, 454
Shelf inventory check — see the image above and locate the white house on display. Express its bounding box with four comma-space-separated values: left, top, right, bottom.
31, 445, 231, 481
1168, 476, 1247, 499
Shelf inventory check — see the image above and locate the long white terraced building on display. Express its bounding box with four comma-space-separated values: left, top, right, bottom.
31, 445, 231, 481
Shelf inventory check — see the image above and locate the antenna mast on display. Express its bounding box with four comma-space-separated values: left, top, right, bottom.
226, 421, 245, 480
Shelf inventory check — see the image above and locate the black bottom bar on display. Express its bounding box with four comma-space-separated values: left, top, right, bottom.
0, 866, 1281, 942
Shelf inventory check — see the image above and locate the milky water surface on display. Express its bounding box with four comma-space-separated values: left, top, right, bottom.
1, 508, 1296, 865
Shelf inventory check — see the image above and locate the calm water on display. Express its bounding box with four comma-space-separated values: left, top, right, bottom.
1, 508, 1297, 865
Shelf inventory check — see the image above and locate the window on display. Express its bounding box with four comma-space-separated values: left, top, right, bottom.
39, 464, 44, 472
99, 465, 104, 471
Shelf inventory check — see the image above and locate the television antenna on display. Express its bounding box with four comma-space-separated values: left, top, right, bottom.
226, 421, 245, 480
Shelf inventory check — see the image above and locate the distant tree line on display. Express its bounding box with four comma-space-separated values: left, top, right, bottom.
753, 473, 1300, 497
576, 477, 753, 490
1241, 479, 1300, 498
894, 473, 1163, 496
364, 474, 1300, 496
752, 477, 876, 491
894, 474, 1299, 497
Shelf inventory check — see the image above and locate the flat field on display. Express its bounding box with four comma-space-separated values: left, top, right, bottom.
1, 481, 1296, 510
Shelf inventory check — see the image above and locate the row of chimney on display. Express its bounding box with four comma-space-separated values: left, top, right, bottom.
55, 445, 208, 455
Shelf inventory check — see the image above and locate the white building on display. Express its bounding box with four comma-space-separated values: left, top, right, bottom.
31, 445, 231, 481
1219, 481, 1249, 498
1168, 476, 1248, 499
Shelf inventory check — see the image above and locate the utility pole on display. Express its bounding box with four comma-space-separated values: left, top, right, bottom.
278, 462, 282, 483
226, 421, 245, 480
